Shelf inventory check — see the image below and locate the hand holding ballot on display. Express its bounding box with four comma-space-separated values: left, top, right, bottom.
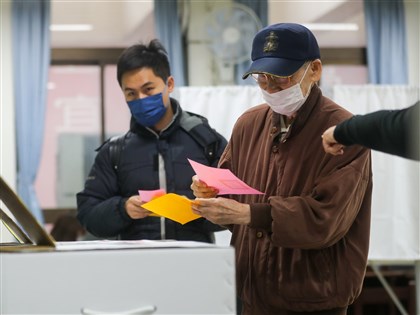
125, 195, 152, 220
142, 194, 201, 225
125, 189, 165, 220
189, 159, 262, 225
138, 161, 263, 225
191, 197, 251, 225
190, 175, 219, 198
188, 159, 263, 195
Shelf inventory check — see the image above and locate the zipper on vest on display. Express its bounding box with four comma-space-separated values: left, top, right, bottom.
158, 153, 166, 240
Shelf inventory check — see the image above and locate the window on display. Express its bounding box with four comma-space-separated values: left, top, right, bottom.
104, 65, 131, 138
37, 49, 127, 216
36, 65, 101, 209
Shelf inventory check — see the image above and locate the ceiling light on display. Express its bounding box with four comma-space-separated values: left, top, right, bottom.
50, 24, 93, 32
303, 23, 359, 31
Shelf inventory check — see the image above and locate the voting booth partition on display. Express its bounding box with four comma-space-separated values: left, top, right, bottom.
177, 84, 420, 314
332, 85, 420, 263
333, 85, 420, 315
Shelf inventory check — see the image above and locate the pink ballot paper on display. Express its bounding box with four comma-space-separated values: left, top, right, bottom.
188, 159, 264, 195
138, 189, 166, 202
138, 189, 166, 217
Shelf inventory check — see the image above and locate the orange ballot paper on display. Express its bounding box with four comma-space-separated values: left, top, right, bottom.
139, 189, 166, 217
188, 159, 264, 195
141, 193, 200, 224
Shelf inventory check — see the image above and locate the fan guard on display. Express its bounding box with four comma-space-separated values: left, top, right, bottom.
204, 3, 262, 65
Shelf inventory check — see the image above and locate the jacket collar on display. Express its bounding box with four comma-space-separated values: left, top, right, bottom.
271, 84, 322, 137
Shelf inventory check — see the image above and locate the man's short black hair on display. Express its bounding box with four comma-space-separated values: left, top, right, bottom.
117, 39, 171, 87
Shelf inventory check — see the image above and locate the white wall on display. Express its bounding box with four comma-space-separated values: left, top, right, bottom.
268, 1, 366, 48
0, 1, 16, 190
405, 0, 420, 86
186, 1, 235, 86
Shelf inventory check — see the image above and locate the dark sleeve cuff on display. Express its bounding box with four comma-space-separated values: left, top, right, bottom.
248, 203, 272, 230
334, 117, 356, 146
118, 197, 133, 222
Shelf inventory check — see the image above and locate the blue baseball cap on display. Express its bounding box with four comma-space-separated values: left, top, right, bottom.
243, 23, 320, 79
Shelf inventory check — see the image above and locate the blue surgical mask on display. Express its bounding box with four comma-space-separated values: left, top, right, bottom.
127, 92, 167, 127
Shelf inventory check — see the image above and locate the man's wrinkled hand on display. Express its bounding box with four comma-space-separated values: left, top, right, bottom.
190, 175, 219, 198
322, 126, 344, 155
191, 197, 250, 225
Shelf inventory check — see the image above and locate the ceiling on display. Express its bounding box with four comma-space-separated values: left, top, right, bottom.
50, 1, 155, 48
50, 0, 365, 49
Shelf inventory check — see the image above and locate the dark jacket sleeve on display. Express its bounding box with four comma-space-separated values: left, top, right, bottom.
334, 101, 419, 160
76, 142, 134, 238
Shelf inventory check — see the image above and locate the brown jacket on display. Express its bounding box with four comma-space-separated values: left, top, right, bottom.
220, 85, 372, 313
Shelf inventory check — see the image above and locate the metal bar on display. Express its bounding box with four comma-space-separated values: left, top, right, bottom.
415, 261, 420, 315
370, 264, 409, 315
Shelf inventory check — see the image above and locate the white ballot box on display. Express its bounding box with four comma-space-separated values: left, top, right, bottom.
0, 177, 236, 314
1, 243, 236, 314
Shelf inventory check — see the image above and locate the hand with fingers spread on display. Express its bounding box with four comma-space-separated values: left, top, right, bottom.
191, 197, 250, 226
190, 175, 219, 198
125, 195, 152, 219
322, 125, 344, 155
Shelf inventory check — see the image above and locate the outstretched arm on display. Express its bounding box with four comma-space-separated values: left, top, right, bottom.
322, 102, 419, 160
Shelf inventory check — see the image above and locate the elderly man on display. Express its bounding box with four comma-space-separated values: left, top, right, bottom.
191, 23, 373, 315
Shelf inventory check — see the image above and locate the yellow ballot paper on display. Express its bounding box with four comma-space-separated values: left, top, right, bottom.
141, 193, 201, 225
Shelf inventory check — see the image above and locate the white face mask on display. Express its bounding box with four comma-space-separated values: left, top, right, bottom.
261, 63, 312, 116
